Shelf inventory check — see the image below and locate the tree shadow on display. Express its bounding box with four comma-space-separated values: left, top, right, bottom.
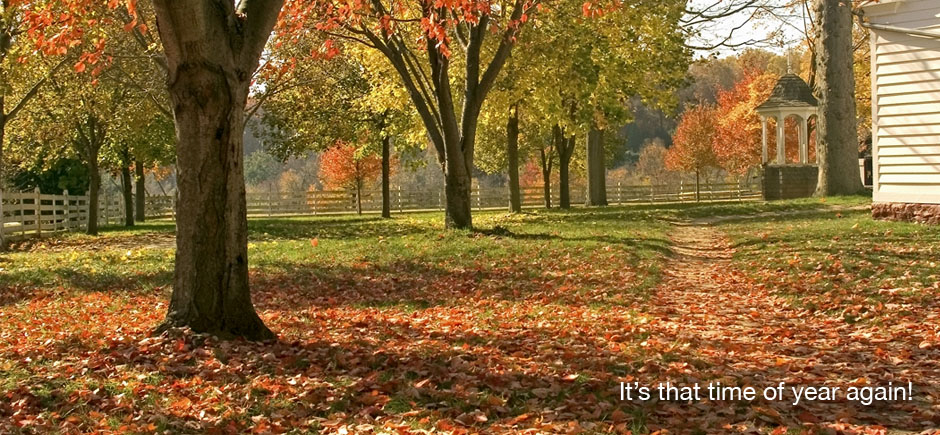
476, 226, 673, 257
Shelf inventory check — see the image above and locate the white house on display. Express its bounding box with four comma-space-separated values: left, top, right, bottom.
862, 0, 940, 223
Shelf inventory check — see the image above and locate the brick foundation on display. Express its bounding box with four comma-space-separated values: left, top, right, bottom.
762, 165, 818, 200
872, 202, 940, 225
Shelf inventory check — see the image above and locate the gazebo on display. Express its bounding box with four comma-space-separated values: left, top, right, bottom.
755, 73, 819, 199
756, 73, 818, 165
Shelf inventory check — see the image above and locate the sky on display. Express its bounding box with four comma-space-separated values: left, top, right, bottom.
687, 0, 809, 59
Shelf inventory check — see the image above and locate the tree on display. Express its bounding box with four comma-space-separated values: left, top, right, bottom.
148, 0, 284, 340
712, 70, 778, 174
813, 0, 863, 196
666, 105, 720, 201
635, 139, 671, 185
244, 151, 282, 191
256, 39, 410, 219
538, 134, 556, 209
20, 0, 277, 338
0, 2, 74, 189
506, 104, 522, 213
319, 142, 383, 215
289, 0, 536, 229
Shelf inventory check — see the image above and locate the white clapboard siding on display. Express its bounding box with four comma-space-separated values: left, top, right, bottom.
866, 0, 940, 204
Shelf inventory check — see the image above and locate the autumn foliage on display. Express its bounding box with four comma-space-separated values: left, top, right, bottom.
671, 69, 819, 176
665, 105, 719, 175
318, 142, 383, 192
712, 70, 777, 174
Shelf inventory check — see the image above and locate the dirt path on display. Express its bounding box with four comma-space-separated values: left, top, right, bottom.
637, 222, 935, 432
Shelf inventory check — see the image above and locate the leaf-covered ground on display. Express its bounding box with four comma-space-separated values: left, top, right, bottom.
1, 198, 938, 434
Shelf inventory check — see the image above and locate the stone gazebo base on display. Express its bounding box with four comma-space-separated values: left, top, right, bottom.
872, 203, 940, 225
762, 164, 818, 200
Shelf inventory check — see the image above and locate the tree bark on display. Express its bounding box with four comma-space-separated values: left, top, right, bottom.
585, 127, 607, 207
555, 126, 576, 210
356, 180, 363, 215
444, 159, 473, 228
0, 111, 5, 250
121, 161, 135, 227
0, 104, 5, 187
540, 146, 553, 209
86, 167, 100, 236
814, 0, 864, 196
152, 0, 282, 341
135, 162, 146, 222
381, 134, 391, 218
506, 105, 522, 213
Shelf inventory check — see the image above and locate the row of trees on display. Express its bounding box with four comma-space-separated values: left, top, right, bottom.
1, 1, 175, 239
5, 0, 866, 339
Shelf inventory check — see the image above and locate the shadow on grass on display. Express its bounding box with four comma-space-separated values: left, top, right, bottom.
21, 309, 932, 433
0, 267, 172, 306
249, 255, 658, 309
477, 226, 672, 257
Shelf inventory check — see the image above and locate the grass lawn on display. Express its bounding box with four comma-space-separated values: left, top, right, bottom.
720, 206, 940, 320
1, 197, 937, 433
1, 207, 672, 433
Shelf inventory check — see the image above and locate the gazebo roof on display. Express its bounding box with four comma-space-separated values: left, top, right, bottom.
756, 74, 818, 112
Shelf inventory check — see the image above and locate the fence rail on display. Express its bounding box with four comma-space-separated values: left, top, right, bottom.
2, 181, 760, 241
0, 188, 90, 240
156, 181, 761, 217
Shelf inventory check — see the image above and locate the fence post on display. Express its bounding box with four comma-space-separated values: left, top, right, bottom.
63, 190, 70, 232
34, 187, 42, 237
267, 187, 274, 217
398, 186, 403, 213
103, 186, 109, 227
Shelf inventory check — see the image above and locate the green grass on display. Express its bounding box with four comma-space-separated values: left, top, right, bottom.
659, 194, 872, 220
3, 197, 938, 433
719, 207, 940, 316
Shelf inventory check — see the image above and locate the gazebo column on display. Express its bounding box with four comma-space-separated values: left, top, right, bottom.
799, 116, 809, 164
761, 117, 768, 164
776, 115, 786, 164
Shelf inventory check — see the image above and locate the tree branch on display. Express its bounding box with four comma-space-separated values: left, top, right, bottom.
236, 0, 287, 72
6, 58, 68, 122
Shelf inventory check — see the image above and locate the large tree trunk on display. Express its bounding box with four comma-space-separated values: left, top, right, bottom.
585, 128, 607, 207
444, 156, 473, 228
506, 105, 522, 213
153, 0, 282, 341
814, 0, 864, 196
381, 134, 391, 219
0, 112, 5, 250
86, 167, 100, 236
135, 162, 146, 222
0, 105, 5, 186
121, 161, 135, 227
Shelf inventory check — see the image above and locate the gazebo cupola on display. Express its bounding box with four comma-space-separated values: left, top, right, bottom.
756, 74, 818, 165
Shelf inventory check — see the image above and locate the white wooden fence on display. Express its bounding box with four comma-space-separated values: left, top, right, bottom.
152, 181, 762, 217
1, 181, 760, 242
0, 188, 91, 241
